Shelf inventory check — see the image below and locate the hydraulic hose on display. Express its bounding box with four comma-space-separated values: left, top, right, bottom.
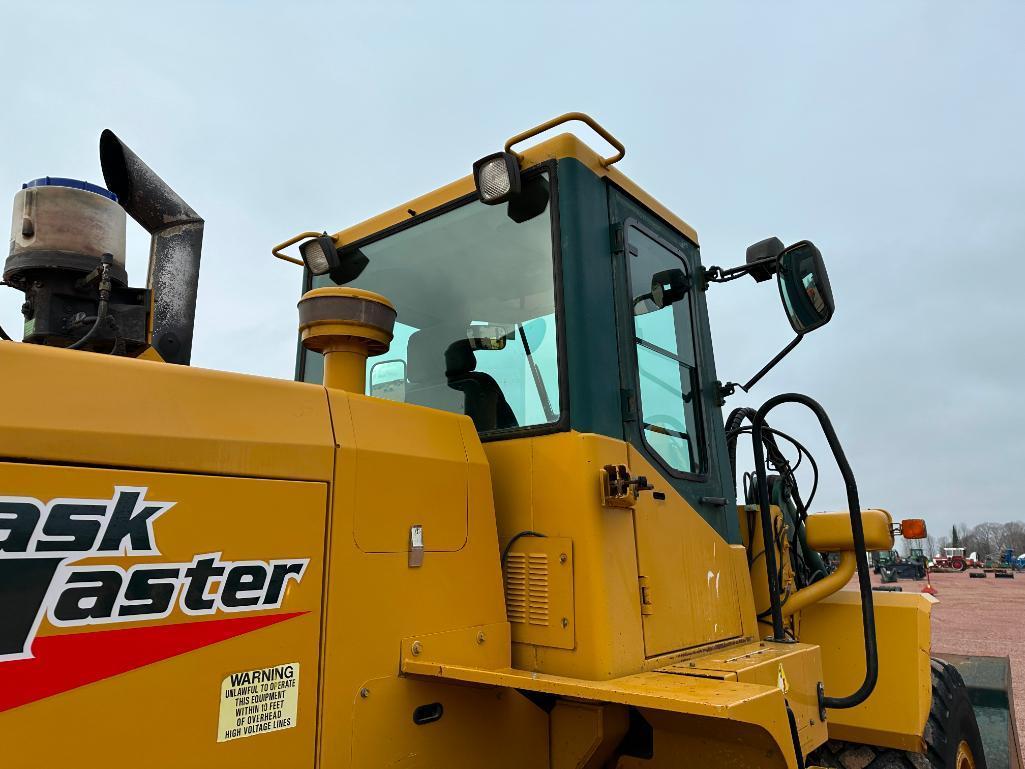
751, 393, 878, 710
66, 300, 109, 350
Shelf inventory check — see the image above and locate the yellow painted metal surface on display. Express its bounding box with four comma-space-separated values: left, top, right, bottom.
626, 445, 745, 658
315, 391, 549, 767
783, 551, 855, 617
504, 535, 575, 649
620, 709, 792, 769
485, 432, 645, 679
402, 654, 799, 768
0, 342, 335, 481
348, 395, 469, 553
0, 462, 327, 767
484, 432, 755, 680
805, 509, 894, 553
799, 589, 935, 752
550, 700, 629, 769
350, 674, 548, 767
662, 641, 828, 756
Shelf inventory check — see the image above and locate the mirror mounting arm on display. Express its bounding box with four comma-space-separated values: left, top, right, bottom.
716, 334, 803, 403
703, 255, 779, 286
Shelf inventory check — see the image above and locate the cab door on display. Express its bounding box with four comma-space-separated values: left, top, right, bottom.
609, 189, 742, 656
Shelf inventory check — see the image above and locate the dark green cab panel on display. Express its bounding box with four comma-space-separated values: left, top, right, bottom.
556, 157, 739, 542
556, 159, 625, 442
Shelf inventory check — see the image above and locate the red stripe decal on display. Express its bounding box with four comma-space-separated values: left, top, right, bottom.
0, 612, 306, 713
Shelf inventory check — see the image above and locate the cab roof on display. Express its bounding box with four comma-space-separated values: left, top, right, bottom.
330, 132, 699, 248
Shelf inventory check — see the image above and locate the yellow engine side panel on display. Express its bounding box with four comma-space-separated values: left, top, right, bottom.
317, 392, 548, 768
0, 462, 326, 768
798, 589, 935, 752
0, 342, 335, 481
348, 396, 468, 553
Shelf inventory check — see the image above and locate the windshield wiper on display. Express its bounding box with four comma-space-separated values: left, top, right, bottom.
517, 323, 556, 423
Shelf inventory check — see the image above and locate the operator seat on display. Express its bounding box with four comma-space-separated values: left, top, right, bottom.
404, 328, 517, 432
444, 339, 517, 432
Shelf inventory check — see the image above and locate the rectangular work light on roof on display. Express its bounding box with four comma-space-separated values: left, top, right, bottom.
299, 234, 340, 276
472, 151, 521, 205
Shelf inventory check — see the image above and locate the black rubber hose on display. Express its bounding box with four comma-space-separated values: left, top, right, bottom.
66, 299, 109, 350
726, 407, 758, 484
0, 323, 11, 341
752, 393, 878, 710
785, 703, 806, 769
750, 424, 787, 640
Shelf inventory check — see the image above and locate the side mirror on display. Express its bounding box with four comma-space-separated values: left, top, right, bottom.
650, 268, 690, 309
369, 359, 406, 401
777, 241, 834, 334
467, 325, 511, 351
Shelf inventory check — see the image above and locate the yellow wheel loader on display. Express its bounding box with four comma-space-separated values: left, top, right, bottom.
0, 113, 1019, 769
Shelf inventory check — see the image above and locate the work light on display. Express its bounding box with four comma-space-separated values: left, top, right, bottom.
472, 152, 520, 205
299, 234, 340, 276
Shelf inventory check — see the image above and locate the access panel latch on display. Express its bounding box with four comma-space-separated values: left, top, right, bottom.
600, 464, 654, 508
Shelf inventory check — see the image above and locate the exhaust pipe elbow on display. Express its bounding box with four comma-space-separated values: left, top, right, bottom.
100, 129, 203, 365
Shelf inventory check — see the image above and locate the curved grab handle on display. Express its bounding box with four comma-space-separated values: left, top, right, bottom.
505, 112, 626, 168
272, 231, 325, 267
750, 393, 878, 711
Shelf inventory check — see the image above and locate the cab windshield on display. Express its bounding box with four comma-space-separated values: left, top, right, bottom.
301, 171, 561, 435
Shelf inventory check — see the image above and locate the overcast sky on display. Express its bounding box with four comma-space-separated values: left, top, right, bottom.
2, 1, 1022, 537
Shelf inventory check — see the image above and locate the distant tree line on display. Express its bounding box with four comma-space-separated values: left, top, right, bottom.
905, 521, 1025, 560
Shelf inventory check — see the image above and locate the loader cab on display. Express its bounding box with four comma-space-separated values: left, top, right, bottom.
294, 133, 736, 537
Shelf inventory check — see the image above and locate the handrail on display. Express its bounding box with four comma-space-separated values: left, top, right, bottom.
505, 112, 626, 168
751, 393, 878, 711
272, 231, 324, 267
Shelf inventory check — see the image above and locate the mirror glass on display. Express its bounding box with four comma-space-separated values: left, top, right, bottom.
777, 241, 834, 334
369, 359, 406, 401
649, 268, 689, 310
467, 325, 512, 351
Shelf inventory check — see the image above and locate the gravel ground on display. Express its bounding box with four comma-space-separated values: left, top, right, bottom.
854, 570, 1025, 742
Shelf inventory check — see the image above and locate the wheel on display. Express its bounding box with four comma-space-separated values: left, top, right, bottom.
951, 556, 967, 571
808, 658, 986, 768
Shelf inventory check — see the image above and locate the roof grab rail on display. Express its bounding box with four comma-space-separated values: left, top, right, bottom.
505, 112, 626, 168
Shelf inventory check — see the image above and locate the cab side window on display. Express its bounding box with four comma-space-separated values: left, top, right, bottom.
626, 225, 703, 475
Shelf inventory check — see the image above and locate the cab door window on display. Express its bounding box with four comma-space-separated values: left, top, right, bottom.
626, 223, 703, 475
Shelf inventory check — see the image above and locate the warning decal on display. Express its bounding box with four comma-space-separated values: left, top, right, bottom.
217, 662, 299, 742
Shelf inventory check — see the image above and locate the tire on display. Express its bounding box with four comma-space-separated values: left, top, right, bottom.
808, 659, 986, 769
952, 557, 967, 572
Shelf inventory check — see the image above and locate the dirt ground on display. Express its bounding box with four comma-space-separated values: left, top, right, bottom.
852, 570, 1024, 740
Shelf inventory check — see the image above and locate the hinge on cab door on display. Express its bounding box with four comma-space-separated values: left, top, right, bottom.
638, 575, 654, 615
611, 223, 625, 254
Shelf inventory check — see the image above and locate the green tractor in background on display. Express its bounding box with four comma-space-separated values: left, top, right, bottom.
873, 548, 927, 583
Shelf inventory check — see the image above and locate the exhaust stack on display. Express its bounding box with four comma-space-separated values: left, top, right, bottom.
99, 130, 203, 365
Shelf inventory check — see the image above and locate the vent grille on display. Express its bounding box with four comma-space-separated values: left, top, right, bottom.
504, 551, 550, 626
